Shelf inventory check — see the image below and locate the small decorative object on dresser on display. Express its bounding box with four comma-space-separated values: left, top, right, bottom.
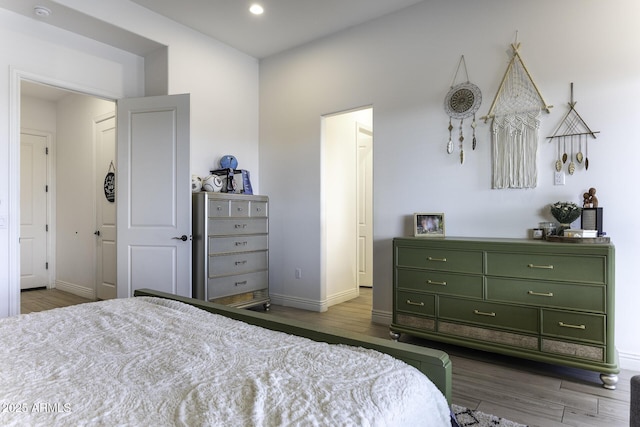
390, 236, 618, 389
192, 192, 269, 310
550, 201, 582, 236
414, 213, 445, 237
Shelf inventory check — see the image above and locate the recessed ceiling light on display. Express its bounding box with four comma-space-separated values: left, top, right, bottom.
249, 4, 264, 15
33, 5, 52, 18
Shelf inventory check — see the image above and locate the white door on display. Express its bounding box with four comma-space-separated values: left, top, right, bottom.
357, 124, 373, 287
116, 94, 191, 298
96, 115, 117, 300
20, 131, 49, 290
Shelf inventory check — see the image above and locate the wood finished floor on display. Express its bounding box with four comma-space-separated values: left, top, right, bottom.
21, 287, 637, 427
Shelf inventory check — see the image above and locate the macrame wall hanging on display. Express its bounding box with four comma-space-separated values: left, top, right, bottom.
482, 37, 552, 189
444, 55, 482, 164
547, 83, 599, 174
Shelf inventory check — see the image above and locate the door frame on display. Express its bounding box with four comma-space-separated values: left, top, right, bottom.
8, 68, 120, 315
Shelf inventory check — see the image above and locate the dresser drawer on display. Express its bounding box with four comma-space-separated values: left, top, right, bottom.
439, 297, 538, 333
541, 309, 605, 344
486, 277, 605, 312
208, 218, 268, 236
229, 200, 251, 217
209, 235, 268, 254
486, 252, 606, 284
396, 247, 483, 274
396, 268, 483, 298
207, 271, 268, 300
396, 291, 435, 316
209, 251, 268, 277
251, 201, 268, 217
208, 199, 231, 217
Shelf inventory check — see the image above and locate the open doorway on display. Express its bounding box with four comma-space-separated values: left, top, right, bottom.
19, 80, 116, 310
322, 106, 373, 308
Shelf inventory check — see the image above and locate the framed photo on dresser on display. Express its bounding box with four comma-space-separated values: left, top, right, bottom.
414, 213, 445, 237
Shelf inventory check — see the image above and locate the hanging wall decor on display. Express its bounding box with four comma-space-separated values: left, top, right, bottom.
482, 36, 552, 189
104, 161, 116, 202
547, 83, 599, 174
444, 55, 482, 164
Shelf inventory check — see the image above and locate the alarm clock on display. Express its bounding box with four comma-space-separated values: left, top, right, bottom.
220, 155, 238, 170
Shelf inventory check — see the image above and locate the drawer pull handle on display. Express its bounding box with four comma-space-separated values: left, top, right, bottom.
234, 280, 248, 287
427, 257, 447, 262
235, 260, 247, 266
235, 224, 248, 229
406, 300, 425, 307
235, 241, 248, 246
473, 309, 496, 317
528, 291, 554, 297
558, 322, 586, 330
427, 280, 447, 286
527, 263, 554, 270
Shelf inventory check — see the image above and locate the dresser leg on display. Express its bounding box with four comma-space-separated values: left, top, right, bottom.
600, 373, 618, 390
389, 330, 400, 341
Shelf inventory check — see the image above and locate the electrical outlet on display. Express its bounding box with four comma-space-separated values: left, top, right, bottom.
554, 171, 565, 186
295, 268, 302, 279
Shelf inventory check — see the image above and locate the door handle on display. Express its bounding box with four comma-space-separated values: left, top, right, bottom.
173, 235, 188, 241
94, 230, 101, 236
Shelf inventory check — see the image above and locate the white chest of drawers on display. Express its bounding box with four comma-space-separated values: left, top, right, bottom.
192, 192, 270, 310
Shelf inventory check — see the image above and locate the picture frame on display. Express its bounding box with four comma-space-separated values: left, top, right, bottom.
414, 213, 445, 237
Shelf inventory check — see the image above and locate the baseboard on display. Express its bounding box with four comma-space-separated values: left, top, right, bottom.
326, 288, 359, 307
372, 309, 392, 326
619, 351, 640, 371
269, 293, 327, 312
55, 280, 95, 300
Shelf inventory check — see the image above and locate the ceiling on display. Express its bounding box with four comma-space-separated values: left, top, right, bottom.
129, 0, 426, 59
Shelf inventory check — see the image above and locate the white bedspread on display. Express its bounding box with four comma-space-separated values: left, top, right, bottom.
0, 297, 450, 426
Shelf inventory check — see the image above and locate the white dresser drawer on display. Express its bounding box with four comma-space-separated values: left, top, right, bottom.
207, 271, 268, 299
209, 235, 268, 254
209, 251, 268, 277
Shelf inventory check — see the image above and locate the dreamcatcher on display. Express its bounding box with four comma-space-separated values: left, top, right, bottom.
444, 55, 482, 164
547, 83, 599, 174
482, 37, 552, 189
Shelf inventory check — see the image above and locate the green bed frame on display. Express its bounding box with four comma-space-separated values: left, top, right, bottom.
134, 289, 452, 403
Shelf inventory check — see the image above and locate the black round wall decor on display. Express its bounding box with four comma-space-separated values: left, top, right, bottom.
104, 172, 115, 202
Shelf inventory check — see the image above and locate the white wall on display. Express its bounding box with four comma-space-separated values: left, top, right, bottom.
54, 0, 260, 183
0, 8, 143, 317
1, 2, 260, 316
259, 0, 640, 369
55, 94, 115, 298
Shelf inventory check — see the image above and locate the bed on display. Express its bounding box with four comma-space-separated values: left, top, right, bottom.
1, 289, 453, 426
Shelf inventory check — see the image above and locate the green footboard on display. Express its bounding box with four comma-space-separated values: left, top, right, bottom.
134, 289, 452, 402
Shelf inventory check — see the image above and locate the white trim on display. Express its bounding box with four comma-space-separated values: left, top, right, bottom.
326, 287, 359, 308
372, 309, 392, 326
9, 67, 118, 315
268, 293, 328, 313
55, 280, 96, 300
619, 351, 640, 372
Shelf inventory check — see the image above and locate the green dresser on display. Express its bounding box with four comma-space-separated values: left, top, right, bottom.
391, 237, 618, 389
